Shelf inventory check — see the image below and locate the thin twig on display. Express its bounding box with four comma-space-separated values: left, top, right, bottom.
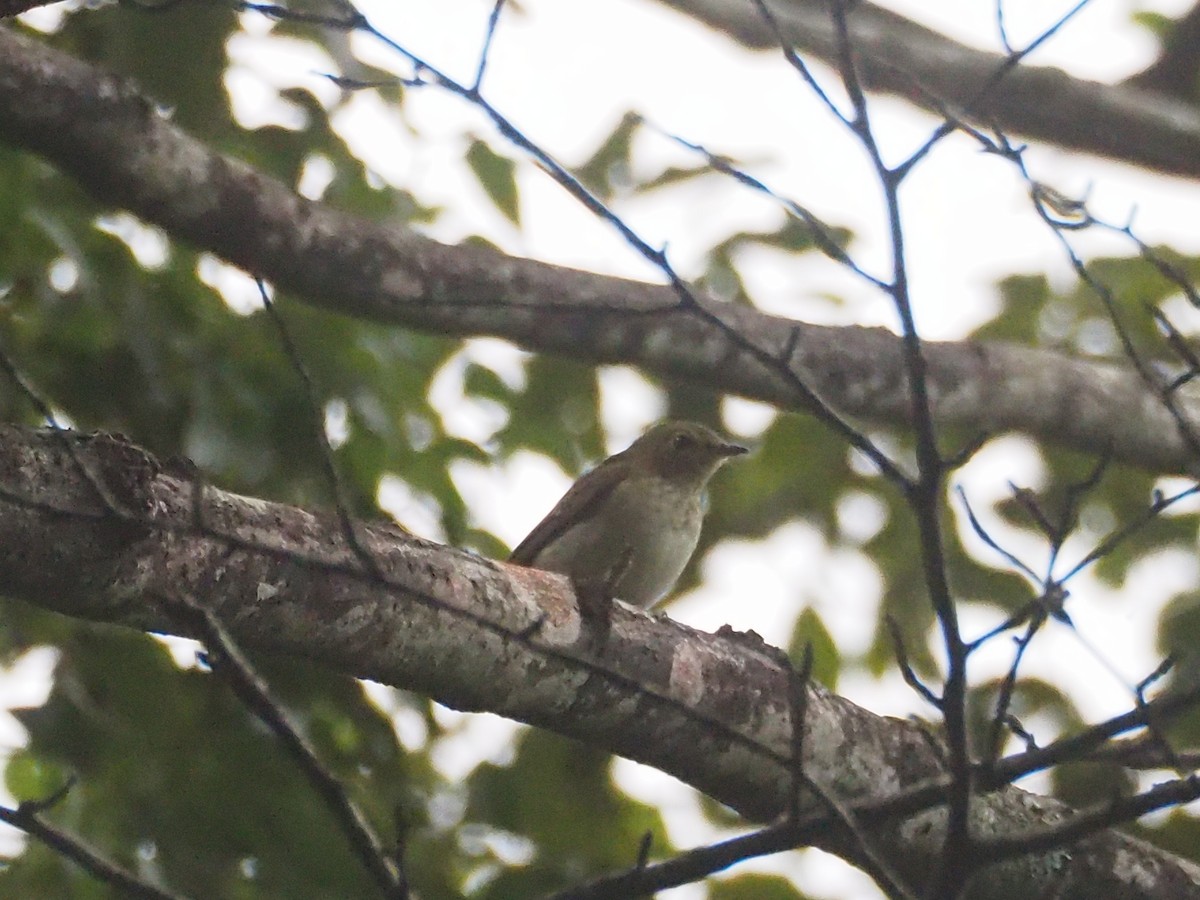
472, 0, 508, 90
886, 615, 942, 709
171, 593, 407, 898
986, 619, 1041, 765
257, 280, 386, 582
0, 784, 192, 900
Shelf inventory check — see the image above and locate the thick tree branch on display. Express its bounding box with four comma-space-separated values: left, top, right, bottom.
656, 0, 1200, 180
0, 424, 1198, 897
0, 27, 1197, 476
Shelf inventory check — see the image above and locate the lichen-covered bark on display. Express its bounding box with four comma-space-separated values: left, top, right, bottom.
1, 27, 1199, 477
0, 425, 1197, 897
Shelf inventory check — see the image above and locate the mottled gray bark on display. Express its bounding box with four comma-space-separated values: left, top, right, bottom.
656, 0, 1200, 179
0, 27, 1198, 477
0, 425, 1197, 897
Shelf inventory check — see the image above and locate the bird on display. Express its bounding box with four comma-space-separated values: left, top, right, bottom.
509, 420, 747, 611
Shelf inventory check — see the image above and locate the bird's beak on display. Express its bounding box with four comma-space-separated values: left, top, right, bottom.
719, 442, 749, 458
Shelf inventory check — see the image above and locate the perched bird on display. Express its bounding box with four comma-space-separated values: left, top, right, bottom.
509, 421, 747, 609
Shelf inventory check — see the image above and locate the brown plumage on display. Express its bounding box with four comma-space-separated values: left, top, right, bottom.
510, 421, 746, 608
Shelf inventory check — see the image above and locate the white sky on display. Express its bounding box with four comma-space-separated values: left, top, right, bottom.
5, 1, 1200, 896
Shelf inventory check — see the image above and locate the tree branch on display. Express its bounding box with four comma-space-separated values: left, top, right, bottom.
0, 27, 1197, 476
0, 424, 1197, 897
656, 0, 1200, 180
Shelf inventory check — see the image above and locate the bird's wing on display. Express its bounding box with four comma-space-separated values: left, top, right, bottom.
508, 455, 625, 565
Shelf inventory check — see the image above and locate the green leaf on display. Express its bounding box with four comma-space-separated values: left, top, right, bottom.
574, 111, 641, 201
463, 361, 515, 403
3, 750, 67, 804
466, 139, 521, 226
51, 1, 239, 138
710, 872, 816, 899
788, 609, 840, 691
494, 356, 602, 471
1131, 12, 1172, 39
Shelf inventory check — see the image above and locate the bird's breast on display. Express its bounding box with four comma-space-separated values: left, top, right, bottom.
533, 478, 703, 608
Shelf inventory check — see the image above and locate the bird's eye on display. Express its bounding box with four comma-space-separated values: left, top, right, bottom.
672, 433, 694, 451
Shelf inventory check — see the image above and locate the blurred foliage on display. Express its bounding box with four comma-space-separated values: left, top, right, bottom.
466, 138, 521, 227
488, 355, 603, 470
574, 111, 641, 202
50, 2, 239, 140
3, 627, 438, 899
962, 255, 1200, 859
966, 675, 1089, 763
789, 608, 840, 691
464, 731, 671, 897
0, 3, 1199, 898
710, 872, 816, 898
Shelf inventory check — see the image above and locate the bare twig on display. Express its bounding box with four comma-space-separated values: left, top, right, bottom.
257, 280, 386, 582
975, 774, 1200, 866
472, 0, 508, 90
986, 619, 1041, 764
0, 781, 192, 900
171, 593, 407, 898
886, 615, 942, 709
821, 2, 972, 891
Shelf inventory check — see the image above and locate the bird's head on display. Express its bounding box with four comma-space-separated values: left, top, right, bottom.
629, 421, 748, 485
